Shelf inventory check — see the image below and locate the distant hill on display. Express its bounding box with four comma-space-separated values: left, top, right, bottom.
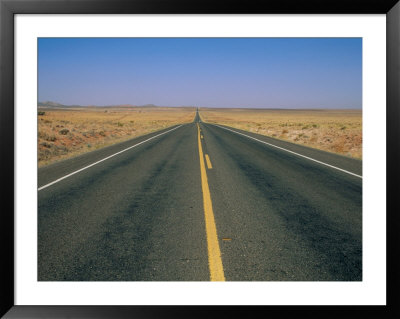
38, 101, 160, 108
38, 101, 68, 108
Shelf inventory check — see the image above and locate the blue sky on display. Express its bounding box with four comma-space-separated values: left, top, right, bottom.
38, 38, 362, 108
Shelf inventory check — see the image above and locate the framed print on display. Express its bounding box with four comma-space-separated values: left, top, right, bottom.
1, 0, 399, 318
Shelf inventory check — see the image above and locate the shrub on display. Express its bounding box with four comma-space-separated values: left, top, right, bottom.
38, 131, 56, 141
55, 145, 69, 153
40, 141, 52, 148
59, 128, 69, 135
38, 111, 46, 116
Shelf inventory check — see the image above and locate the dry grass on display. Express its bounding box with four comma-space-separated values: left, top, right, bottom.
199, 108, 362, 159
38, 107, 195, 167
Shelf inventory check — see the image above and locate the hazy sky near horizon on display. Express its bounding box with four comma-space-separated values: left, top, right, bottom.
38, 38, 362, 108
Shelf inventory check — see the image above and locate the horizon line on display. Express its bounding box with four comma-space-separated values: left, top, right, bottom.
38, 101, 362, 110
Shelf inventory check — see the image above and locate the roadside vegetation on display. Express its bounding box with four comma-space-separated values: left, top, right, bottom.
199, 108, 362, 159
38, 107, 195, 167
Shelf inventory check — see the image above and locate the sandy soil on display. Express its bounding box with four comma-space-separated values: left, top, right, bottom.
199, 108, 362, 159
38, 107, 196, 166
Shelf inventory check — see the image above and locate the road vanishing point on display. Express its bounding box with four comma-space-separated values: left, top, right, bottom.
38, 111, 362, 281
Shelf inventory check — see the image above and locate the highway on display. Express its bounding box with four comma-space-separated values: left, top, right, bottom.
38, 111, 362, 281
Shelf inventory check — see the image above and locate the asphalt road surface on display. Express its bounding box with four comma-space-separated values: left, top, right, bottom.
38, 111, 362, 281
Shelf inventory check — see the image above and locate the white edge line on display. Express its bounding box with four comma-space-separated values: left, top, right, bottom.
38, 125, 184, 191
212, 124, 362, 179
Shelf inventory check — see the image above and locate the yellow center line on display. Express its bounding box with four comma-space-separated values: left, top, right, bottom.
197, 123, 225, 281
205, 154, 213, 169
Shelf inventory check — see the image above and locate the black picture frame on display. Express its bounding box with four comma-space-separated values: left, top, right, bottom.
1, 0, 399, 318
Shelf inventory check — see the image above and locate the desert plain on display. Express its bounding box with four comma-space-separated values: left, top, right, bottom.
38, 107, 196, 167
38, 107, 362, 167
199, 108, 362, 160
